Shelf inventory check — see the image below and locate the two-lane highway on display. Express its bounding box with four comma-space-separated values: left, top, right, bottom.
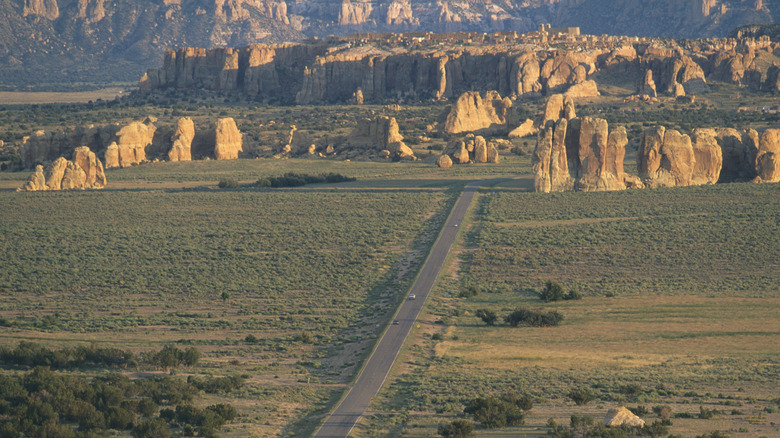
314, 180, 496, 438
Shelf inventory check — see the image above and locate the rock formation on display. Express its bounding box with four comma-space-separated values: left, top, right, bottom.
508, 119, 538, 138
344, 116, 414, 160
110, 119, 157, 168
714, 128, 758, 182
213, 118, 243, 160
637, 69, 657, 97
542, 93, 576, 125
690, 129, 723, 185
441, 91, 513, 134
564, 79, 599, 98
604, 407, 645, 428
168, 117, 195, 162
754, 129, 780, 183
533, 115, 627, 193
441, 134, 498, 166
436, 154, 453, 168
637, 126, 695, 188
72, 146, 107, 188
20, 151, 106, 191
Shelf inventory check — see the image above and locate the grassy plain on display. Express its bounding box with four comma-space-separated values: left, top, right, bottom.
362, 182, 780, 438
1, 158, 494, 437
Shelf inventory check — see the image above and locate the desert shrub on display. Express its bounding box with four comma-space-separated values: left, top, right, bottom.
132, 418, 171, 438
568, 388, 595, 405
652, 405, 672, 421
475, 309, 497, 326
187, 375, 244, 394
463, 392, 531, 429
254, 172, 355, 188
217, 178, 239, 189
437, 419, 475, 437
540, 281, 565, 302
505, 309, 564, 327
698, 406, 718, 419
459, 286, 479, 298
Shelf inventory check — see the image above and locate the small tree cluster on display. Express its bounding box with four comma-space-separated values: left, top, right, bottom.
187, 375, 244, 394
546, 416, 668, 438
159, 403, 236, 437
539, 281, 582, 302
255, 172, 356, 188
217, 177, 239, 189
140, 345, 200, 371
505, 308, 564, 327
437, 419, 475, 437
459, 287, 479, 298
463, 392, 533, 429
475, 309, 497, 326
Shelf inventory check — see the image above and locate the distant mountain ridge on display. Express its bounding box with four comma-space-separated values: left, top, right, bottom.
0, 0, 778, 87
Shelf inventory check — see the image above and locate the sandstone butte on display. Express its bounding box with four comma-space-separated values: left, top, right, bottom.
532, 95, 778, 193
138, 32, 780, 105
438, 134, 500, 167
440, 90, 514, 135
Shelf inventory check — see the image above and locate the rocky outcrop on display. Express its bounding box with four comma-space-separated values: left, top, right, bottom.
637, 126, 695, 188
714, 128, 758, 182
168, 118, 195, 162
441, 135, 498, 165
72, 146, 107, 188
604, 407, 645, 428
564, 79, 599, 98
508, 119, 538, 138
213, 118, 243, 160
344, 116, 414, 160
109, 119, 157, 168
690, 129, 723, 185
20, 153, 106, 191
533, 114, 628, 193
23, 0, 59, 21
637, 69, 657, 97
542, 93, 576, 125
441, 91, 513, 134
754, 129, 780, 183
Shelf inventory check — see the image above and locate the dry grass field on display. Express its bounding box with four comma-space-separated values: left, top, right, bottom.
0, 88, 128, 104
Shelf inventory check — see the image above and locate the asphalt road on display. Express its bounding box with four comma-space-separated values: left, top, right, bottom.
313, 180, 492, 438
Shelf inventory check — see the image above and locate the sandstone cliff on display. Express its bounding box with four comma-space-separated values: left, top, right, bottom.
213, 118, 243, 160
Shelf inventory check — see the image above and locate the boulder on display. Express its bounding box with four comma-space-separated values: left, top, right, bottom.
436, 154, 453, 168
508, 119, 538, 138
442, 91, 513, 134
473, 136, 488, 163
21, 154, 106, 191
604, 407, 645, 428
214, 118, 243, 160
754, 129, 780, 183
168, 117, 195, 162
690, 129, 723, 185
486, 142, 500, 163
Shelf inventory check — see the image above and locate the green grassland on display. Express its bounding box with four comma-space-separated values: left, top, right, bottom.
362, 181, 780, 437
0, 159, 472, 437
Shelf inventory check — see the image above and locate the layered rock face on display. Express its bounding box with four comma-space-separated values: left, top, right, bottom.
20, 148, 106, 191
441, 91, 513, 134
107, 119, 157, 168
637, 127, 696, 188
690, 129, 724, 185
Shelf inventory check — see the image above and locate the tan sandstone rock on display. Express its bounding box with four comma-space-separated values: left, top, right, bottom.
508, 119, 538, 138
436, 154, 453, 168
168, 117, 195, 162
45, 157, 69, 191
442, 91, 513, 134
214, 118, 243, 160
114, 120, 157, 167
690, 129, 723, 185
542, 94, 576, 125
20, 165, 47, 191
564, 79, 600, 98
344, 116, 413, 160
637, 126, 695, 188
61, 161, 87, 190
637, 69, 657, 97
72, 146, 107, 188
605, 407, 645, 428
754, 129, 780, 183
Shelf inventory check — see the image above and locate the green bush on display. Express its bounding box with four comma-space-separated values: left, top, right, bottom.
475, 309, 497, 326
463, 392, 531, 429
437, 419, 474, 437
568, 388, 595, 405
505, 309, 564, 327
217, 178, 239, 189
540, 281, 565, 302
